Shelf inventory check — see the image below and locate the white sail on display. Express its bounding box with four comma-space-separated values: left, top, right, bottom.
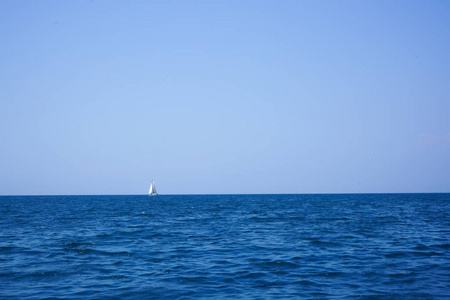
148, 180, 158, 196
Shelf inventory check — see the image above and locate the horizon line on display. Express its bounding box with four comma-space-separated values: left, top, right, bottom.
1, 192, 449, 197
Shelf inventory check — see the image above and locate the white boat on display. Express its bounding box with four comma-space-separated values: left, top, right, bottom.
148, 180, 158, 196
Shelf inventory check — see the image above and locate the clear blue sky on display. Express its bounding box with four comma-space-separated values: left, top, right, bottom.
1, 0, 449, 195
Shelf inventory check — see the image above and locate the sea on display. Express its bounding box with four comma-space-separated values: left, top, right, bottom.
0, 194, 449, 299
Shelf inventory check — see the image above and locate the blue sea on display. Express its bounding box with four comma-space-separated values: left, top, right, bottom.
1, 194, 449, 299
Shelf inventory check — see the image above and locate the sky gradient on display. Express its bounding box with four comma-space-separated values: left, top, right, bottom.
1, 0, 449, 195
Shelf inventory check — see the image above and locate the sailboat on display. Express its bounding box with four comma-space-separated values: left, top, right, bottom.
148, 180, 158, 196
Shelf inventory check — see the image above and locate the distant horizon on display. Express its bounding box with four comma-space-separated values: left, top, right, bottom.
1, 191, 449, 197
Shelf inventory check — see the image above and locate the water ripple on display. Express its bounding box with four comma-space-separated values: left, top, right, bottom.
0, 194, 449, 299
